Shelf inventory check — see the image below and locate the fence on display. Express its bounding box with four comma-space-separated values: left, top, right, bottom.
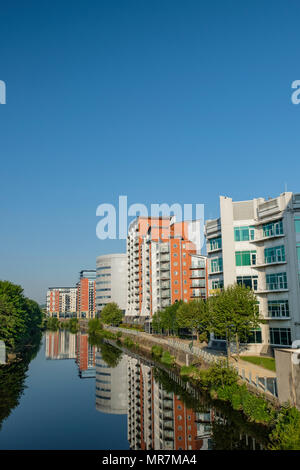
108, 326, 278, 399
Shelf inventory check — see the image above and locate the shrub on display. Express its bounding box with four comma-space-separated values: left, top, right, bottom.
151, 345, 163, 358
161, 351, 175, 367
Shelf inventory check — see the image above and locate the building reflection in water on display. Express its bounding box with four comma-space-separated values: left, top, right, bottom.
127, 356, 212, 450
95, 352, 128, 415
45, 332, 265, 450
45, 330, 76, 360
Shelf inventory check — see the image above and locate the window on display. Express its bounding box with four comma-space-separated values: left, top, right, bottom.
211, 257, 223, 273
212, 280, 224, 289
173, 262, 178, 266
266, 272, 287, 290
264, 245, 285, 264
173, 253, 177, 257
235, 251, 256, 266
295, 217, 300, 234
270, 328, 291, 346
246, 329, 262, 344
209, 237, 222, 251
234, 226, 255, 241
237, 276, 258, 291
268, 300, 289, 318
263, 220, 283, 238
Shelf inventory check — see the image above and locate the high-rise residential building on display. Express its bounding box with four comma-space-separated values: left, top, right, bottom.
95, 351, 128, 414
205, 193, 300, 353
96, 253, 127, 315
46, 287, 77, 318
126, 216, 207, 323
76, 269, 96, 319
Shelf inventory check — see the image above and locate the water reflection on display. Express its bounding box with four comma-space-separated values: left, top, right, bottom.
44, 330, 268, 450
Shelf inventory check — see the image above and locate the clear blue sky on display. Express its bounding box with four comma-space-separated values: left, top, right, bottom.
1, 0, 300, 303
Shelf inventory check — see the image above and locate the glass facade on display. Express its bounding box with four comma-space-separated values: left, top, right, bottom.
210, 257, 223, 273
294, 216, 300, 234
209, 237, 222, 251
266, 272, 287, 290
264, 245, 285, 264
270, 328, 291, 346
267, 300, 289, 318
246, 329, 262, 344
235, 250, 256, 266
262, 220, 283, 238
234, 226, 255, 241
236, 275, 258, 291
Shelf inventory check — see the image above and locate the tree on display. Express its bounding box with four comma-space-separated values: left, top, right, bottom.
151, 301, 182, 335
0, 281, 43, 349
100, 302, 123, 326
208, 284, 262, 360
176, 299, 208, 342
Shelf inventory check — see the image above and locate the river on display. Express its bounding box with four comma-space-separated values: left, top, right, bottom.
0, 330, 269, 450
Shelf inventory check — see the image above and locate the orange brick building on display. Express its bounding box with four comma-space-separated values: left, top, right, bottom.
76, 270, 96, 319
126, 216, 207, 322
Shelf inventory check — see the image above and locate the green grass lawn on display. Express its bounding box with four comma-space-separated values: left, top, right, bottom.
239, 355, 276, 372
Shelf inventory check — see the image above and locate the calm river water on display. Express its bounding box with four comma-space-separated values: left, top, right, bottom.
0, 330, 269, 450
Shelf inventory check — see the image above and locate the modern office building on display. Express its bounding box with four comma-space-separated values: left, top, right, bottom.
95, 350, 128, 414
126, 216, 207, 323
205, 192, 300, 352
46, 287, 77, 318
76, 270, 96, 319
96, 253, 127, 315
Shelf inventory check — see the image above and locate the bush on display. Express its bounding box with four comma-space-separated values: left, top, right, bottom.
124, 337, 135, 349
161, 350, 175, 367
269, 406, 300, 450
88, 318, 103, 334
151, 345, 163, 358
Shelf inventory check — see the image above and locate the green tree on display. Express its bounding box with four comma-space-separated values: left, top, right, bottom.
176, 299, 208, 342
0, 281, 43, 349
100, 302, 123, 326
208, 284, 262, 360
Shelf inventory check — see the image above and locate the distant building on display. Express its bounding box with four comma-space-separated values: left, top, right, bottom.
76, 270, 96, 319
96, 253, 127, 315
75, 333, 96, 378
46, 287, 77, 318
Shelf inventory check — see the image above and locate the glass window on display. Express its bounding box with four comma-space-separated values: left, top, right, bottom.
235, 251, 256, 266
236, 276, 258, 291
264, 245, 285, 264
266, 272, 287, 290
268, 300, 289, 318
209, 237, 222, 251
234, 226, 255, 241
211, 257, 223, 273
295, 217, 300, 234
270, 328, 291, 346
263, 220, 283, 238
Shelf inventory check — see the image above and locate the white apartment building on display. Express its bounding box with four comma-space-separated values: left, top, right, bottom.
96, 253, 127, 315
205, 193, 300, 353
46, 287, 77, 317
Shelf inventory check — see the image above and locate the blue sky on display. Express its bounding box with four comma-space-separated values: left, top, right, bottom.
1, 0, 300, 303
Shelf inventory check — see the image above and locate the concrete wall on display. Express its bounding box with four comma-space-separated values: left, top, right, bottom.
275, 348, 300, 408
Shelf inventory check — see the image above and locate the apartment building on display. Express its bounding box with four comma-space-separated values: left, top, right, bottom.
205, 193, 300, 352
46, 287, 77, 318
126, 216, 207, 323
45, 330, 76, 360
75, 333, 96, 378
76, 270, 96, 319
96, 253, 127, 315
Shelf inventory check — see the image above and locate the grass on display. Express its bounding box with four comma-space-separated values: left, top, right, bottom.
240, 355, 276, 372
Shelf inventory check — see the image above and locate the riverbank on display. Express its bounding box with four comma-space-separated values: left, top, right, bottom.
93, 324, 300, 450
